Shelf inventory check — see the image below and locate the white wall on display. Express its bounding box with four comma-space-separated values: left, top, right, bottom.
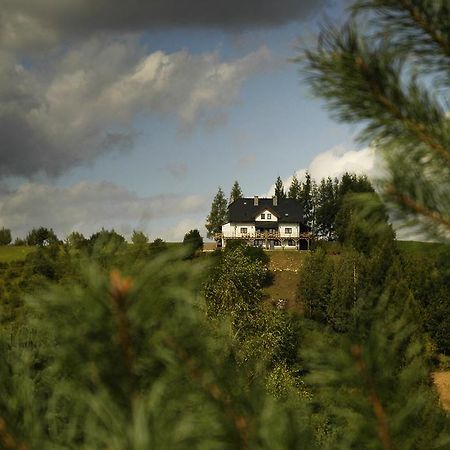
255, 210, 278, 222
278, 223, 300, 238
222, 222, 256, 238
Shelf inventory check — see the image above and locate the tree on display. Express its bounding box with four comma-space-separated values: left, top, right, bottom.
66, 231, 87, 249
0, 227, 12, 245
26, 227, 58, 246
205, 187, 228, 239
315, 177, 338, 239
182, 229, 203, 258
131, 230, 148, 246
149, 237, 167, 254
229, 181, 243, 204
299, 172, 314, 228
287, 174, 301, 200
274, 176, 286, 200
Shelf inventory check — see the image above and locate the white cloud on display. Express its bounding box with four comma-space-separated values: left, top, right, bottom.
0, 180, 209, 241
0, 39, 271, 176
268, 145, 378, 195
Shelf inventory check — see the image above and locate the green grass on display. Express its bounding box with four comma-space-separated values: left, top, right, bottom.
396, 240, 449, 257
0, 246, 34, 262
263, 250, 308, 307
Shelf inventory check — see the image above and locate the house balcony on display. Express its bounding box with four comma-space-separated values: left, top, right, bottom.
214, 231, 313, 240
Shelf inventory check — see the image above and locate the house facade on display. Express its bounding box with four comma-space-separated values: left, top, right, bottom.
219, 196, 312, 250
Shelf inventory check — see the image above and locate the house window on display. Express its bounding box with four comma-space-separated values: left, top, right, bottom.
240, 227, 248, 234
261, 213, 265, 219
267, 213, 271, 219
285, 227, 292, 234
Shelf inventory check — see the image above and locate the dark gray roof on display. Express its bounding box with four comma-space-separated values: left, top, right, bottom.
228, 197, 305, 223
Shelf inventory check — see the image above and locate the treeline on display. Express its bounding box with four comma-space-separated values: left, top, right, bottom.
206, 172, 374, 239
0, 226, 203, 253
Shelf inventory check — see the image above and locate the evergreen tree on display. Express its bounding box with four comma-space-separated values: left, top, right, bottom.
205, 187, 228, 239
274, 176, 286, 200
229, 180, 243, 204
299, 172, 314, 228
315, 177, 338, 239
287, 174, 301, 200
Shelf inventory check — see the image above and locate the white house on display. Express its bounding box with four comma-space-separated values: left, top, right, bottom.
220, 196, 311, 250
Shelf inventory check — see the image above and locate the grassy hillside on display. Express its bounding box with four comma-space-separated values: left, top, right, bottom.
396, 240, 449, 257
264, 250, 308, 308
0, 246, 34, 262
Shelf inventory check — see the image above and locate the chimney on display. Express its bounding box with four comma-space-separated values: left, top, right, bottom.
273, 196, 278, 206
254, 196, 259, 206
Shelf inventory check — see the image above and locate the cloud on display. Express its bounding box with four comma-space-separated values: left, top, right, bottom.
1, 0, 326, 51
268, 145, 378, 195
0, 40, 271, 177
0, 180, 209, 240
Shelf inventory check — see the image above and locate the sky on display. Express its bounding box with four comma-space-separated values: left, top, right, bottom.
0, 0, 376, 241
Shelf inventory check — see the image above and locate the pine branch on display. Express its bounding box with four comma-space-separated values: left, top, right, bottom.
351, 346, 394, 450
109, 269, 135, 380
0, 418, 28, 450
353, 56, 450, 164
385, 184, 450, 231
398, 0, 450, 56
165, 336, 250, 450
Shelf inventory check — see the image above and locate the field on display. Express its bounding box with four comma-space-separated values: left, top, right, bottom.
396, 240, 448, 257
264, 250, 308, 307
0, 245, 34, 262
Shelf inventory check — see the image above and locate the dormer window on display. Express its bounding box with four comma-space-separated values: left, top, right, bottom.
267, 213, 271, 219
261, 213, 265, 219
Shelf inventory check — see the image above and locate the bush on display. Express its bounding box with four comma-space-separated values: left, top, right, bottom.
0, 228, 12, 245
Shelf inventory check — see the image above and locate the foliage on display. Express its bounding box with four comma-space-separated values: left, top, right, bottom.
25, 227, 59, 246
182, 229, 203, 258
288, 174, 301, 200
131, 230, 149, 246
0, 252, 315, 449
149, 237, 168, 255
229, 180, 243, 204
0, 228, 12, 246
66, 230, 87, 249
205, 187, 228, 239
13, 238, 26, 246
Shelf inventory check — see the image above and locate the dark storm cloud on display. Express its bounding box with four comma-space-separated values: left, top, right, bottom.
2, 0, 325, 49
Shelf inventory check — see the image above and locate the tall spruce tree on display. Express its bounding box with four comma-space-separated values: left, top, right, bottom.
205, 187, 228, 239
299, 171, 314, 228
288, 174, 301, 200
229, 180, 243, 204
274, 176, 286, 200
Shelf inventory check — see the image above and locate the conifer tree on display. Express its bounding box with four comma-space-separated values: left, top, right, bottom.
229, 180, 243, 204
274, 176, 286, 200
288, 174, 301, 200
205, 187, 228, 239
299, 171, 314, 228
